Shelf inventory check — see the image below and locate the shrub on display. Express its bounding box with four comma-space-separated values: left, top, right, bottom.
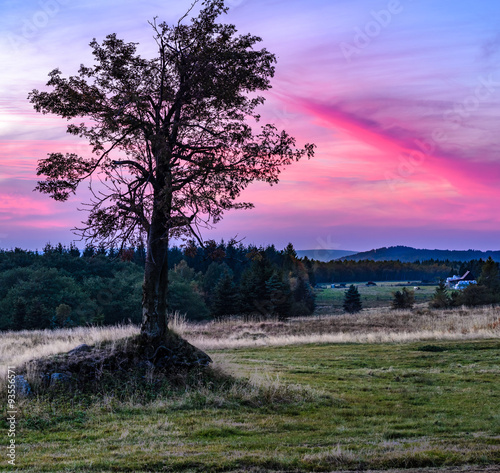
392, 287, 415, 310
454, 284, 495, 307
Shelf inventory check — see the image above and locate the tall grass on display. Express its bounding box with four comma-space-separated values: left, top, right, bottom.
1, 305, 499, 380
0, 324, 138, 380
188, 305, 500, 350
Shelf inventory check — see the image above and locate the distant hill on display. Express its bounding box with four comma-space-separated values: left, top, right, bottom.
340, 246, 500, 263
296, 249, 357, 262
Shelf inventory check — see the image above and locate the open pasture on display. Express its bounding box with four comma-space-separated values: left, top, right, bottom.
1, 307, 499, 472
315, 282, 439, 311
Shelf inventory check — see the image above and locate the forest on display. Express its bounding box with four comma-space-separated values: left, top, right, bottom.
0, 241, 492, 331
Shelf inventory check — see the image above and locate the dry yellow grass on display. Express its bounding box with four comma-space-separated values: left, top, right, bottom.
186, 305, 500, 350
1, 305, 499, 379
0, 324, 138, 380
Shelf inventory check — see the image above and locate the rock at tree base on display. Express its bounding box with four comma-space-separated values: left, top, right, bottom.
14, 375, 31, 397
49, 372, 71, 386
67, 344, 91, 356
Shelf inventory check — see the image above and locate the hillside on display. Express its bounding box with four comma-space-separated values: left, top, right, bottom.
296, 249, 357, 261
341, 245, 500, 262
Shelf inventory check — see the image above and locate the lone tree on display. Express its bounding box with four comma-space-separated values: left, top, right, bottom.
343, 285, 362, 313
429, 280, 450, 309
29, 0, 314, 344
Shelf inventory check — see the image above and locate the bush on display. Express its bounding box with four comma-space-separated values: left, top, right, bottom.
392, 287, 415, 310
454, 284, 496, 307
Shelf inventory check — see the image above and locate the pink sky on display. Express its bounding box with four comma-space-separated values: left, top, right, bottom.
2, 0, 500, 251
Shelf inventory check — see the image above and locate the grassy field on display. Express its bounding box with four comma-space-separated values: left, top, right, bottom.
1, 308, 500, 472
315, 282, 439, 312
3, 339, 499, 472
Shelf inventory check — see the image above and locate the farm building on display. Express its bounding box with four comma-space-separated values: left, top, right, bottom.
446, 271, 476, 289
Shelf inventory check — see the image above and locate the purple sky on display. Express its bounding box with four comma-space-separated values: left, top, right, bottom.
1, 0, 500, 251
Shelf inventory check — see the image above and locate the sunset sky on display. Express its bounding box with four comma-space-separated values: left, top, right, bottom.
1, 0, 500, 251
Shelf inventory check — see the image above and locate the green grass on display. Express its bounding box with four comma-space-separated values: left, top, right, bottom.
3, 339, 500, 472
315, 282, 438, 309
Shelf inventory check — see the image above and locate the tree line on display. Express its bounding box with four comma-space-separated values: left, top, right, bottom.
2, 242, 498, 331
0, 242, 315, 331
341, 256, 500, 313
305, 257, 459, 284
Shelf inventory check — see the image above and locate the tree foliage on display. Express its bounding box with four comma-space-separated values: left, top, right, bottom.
477, 257, 500, 290
392, 287, 415, 310
0, 242, 317, 330
429, 280, 450, 309
28, 0, 314, 339
343, 285, 362, 313
212, 270, 240, 317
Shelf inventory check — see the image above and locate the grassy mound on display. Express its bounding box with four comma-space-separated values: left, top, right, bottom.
19, 332, 213, 397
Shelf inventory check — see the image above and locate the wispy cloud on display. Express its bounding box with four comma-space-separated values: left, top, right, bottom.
2, 0, 500, 250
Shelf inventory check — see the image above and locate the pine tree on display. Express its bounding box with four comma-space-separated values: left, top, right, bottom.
429, 280, 450, 309
212, 272, 240, 317
239, 255, 274, 314
343, 285, 362, 313
25, 299, 47, 329
13, 297, 27, 331
265, 273, 293, 320
478, 257, 500, 290
293, 277, 316, 314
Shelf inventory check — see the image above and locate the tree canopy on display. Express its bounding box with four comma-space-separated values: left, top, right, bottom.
29, 0, 314, 247
29, 0, 314, 339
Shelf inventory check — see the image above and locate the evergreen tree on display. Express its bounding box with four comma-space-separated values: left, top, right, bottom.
239, 254, 274, 314
457, 284, 493, 307
68, 242, 81, 257
478, 257, 500, 290
293, 276, 316, 314
83, 244, 95, 258
283, 242, 297, 272
13, 297, 27, 331
212, 271, 240, 317
392, 287, 415, 310
202, 262, 232, 305
25, 299, 47, 329
265, 273, 293, 320
343, 285, 362, 313
429, 280, 450, 309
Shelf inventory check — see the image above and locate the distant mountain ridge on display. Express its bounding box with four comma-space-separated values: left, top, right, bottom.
296, 249, 357, 262
339, 246, 500, 263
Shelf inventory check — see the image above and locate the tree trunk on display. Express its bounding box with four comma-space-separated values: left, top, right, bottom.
141, 210, 170, 340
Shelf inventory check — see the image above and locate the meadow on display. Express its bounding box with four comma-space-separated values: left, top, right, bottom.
1, 307, 499, 472
315, 282, 438, 312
